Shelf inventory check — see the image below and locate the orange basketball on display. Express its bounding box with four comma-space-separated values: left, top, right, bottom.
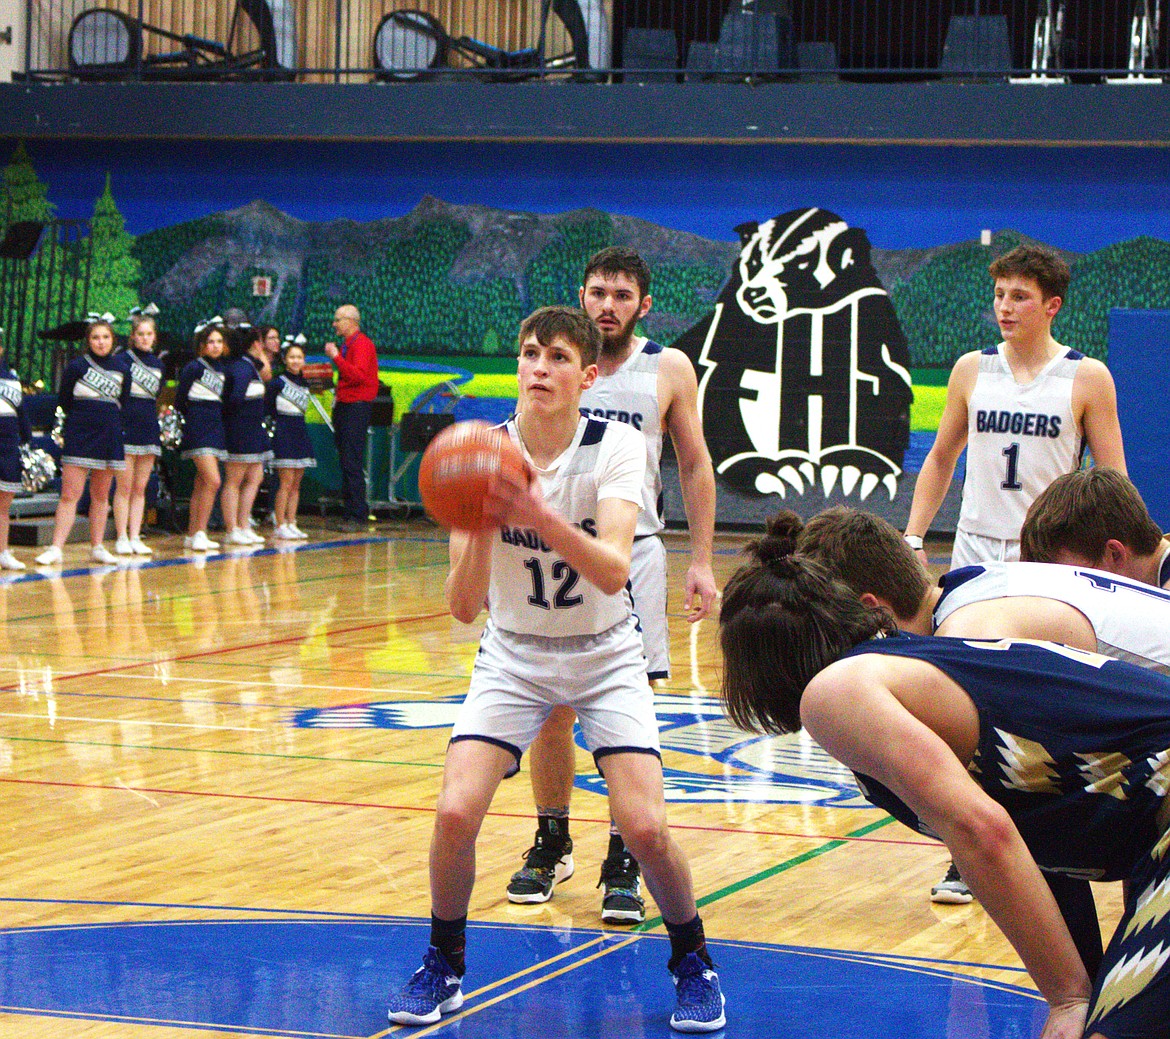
418, 421, 530, 531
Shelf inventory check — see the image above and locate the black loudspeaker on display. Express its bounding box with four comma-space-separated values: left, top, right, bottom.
0, 221, 45, 260
399, 412, 454, 453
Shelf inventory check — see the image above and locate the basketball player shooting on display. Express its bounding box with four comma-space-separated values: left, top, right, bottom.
387, 305, 726, 1034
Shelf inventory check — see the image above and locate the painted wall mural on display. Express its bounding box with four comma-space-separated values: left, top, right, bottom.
673, 208, 913, 503
3, 138, 1170, 526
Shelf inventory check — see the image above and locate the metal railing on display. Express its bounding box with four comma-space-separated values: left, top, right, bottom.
18, 1, 1169, 83
0, 218, 92, 389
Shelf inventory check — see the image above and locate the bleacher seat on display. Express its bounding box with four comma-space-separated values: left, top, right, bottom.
940, 15, 1013, 77
622, 28, 678, 83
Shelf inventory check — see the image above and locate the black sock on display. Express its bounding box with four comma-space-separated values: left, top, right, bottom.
430, 914, 467, 977
665, 914, 713, 971
537, 812, 570, 845
606, 832, 627, 860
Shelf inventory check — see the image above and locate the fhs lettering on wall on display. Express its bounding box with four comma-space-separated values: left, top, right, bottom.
675, 208, 913, 501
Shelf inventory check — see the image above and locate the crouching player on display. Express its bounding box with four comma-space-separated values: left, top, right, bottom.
387, 306, 726, 1033
720, 526, 1170, 1039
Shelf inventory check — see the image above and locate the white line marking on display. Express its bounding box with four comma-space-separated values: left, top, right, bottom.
0, 712, 262, 732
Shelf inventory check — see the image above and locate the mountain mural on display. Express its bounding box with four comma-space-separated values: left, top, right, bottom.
131, 197, 1170, 366
134, 197, 739, 356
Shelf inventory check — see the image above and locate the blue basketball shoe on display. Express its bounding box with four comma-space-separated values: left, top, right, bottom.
387, 946, 464, 1025
669, 952, 726, 1033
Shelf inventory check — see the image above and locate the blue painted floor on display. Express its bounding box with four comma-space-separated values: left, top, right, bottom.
1, 915, 1043, 1037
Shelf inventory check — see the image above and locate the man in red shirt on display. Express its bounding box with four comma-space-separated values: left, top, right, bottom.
324, 304, 379, 528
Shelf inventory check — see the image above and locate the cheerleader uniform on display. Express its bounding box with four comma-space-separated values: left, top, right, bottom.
0, 363, 30, 493
265, 372, 317, 469
119, 347, 164, 457
224, 354, 273, 464
58, 350, 128, 470
175, 357, 228, 461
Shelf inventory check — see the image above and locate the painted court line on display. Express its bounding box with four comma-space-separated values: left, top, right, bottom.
0, 535, 394, 588
638, 815, 899, 931
0, 774, 930, 847
387, 935, 642, 1037
0, 710, 263, 732
0, 610, 450, 694
381, 818, 905, 1034
110, 672, 449, 695
0, 895, 410, 921
0, 1004, 359, 1039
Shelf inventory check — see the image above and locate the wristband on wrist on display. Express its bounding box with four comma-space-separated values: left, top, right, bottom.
903, 534, 924, 550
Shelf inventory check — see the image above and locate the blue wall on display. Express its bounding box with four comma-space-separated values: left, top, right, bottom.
16, 139, 1170, 253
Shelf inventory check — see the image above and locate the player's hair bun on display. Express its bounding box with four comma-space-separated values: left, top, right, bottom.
744, 510, 804, 568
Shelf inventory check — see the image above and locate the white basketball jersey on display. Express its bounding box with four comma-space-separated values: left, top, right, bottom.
934, 561, 1170, 673
959, 344, 1085, 541
579, 339, 664, 537
488, 415, 645, 637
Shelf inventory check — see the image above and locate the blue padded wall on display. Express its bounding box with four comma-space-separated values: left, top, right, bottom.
1108, 309, 1170, 530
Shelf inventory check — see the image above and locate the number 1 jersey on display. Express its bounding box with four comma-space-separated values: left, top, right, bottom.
959, 343, 1085, 541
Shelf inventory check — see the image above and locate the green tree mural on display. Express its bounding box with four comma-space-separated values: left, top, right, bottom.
0, 142, 56, 229
86, 174, 141, 323
0, 143, 65, 385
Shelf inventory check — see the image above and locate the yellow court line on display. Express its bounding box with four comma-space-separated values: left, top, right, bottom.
373, 931, 639, 1037
0, 1005, 361, 1038
413, 935, 643, 1036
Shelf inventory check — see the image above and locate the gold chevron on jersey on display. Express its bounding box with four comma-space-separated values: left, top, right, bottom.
1153, 826, 1170, 863
1087, 941, 1170, 1029
1123, 873, 1170, 941
1146, 748, 1170, 800
1076, 750, 1133, 799
993, 728, 1060, 793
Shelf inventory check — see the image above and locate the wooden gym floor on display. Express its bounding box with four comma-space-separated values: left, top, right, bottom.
0, 523, 1121, 1038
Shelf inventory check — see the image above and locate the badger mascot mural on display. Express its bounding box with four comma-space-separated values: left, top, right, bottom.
675, 207, 913, 501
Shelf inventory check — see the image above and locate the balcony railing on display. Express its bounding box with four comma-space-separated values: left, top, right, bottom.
18, 1, 1169, 84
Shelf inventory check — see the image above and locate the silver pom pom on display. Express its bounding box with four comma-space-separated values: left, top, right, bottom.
50, 406, 65, 449
262, 415, 275, 440
20, 444, 57, 493
158, 407, 185, 450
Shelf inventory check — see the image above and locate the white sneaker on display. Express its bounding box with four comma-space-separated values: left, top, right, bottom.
227, 528, 252, 546
130, 538, 153, 556
115, 536, 134, 555
243, 529, 265, 545
289, 524, 309, 540
190, 531, 220, 551
36, 545, 63, 566
274, 524, 295, 539
0, 550, 26, 570
92, 544, 118, 565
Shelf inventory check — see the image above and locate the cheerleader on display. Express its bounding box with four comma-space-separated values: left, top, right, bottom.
35, 319, 128, 567
0, 338, 30, 570
221, 328, 272, 546
113, 312, 164, 556
265, 340, 315, 539
259, 324, 284, 377
175, 322, 229, 552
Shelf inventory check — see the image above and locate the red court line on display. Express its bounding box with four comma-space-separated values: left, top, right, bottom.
1, 777, 935, 848
0, 610, 450, 694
